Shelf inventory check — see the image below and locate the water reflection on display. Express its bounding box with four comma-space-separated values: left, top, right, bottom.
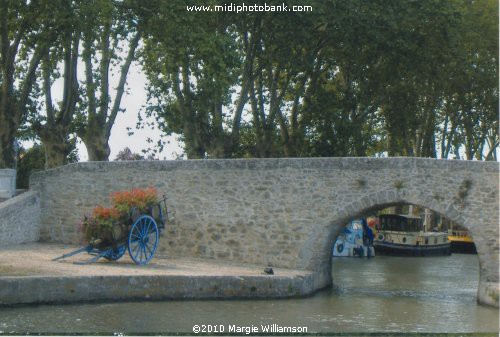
0, 254, 498, 334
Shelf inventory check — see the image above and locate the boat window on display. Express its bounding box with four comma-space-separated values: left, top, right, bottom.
382, 216, 388, 230
425, 237, 429, 244
434, 238, 437, 244
389, 217, 395, 231
409, 219, 416, 231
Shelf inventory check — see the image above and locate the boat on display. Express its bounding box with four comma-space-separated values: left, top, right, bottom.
447, 230, 477, 254
373, 214, 451, 256
333, 219, 375, 257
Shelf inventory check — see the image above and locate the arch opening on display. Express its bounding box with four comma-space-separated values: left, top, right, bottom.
302, 197, 494, 308
315, 201, 493, 325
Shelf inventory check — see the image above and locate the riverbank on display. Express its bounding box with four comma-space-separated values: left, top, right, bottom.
0, 243, 315, 305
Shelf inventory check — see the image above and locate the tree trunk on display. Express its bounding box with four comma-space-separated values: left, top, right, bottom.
182, 117, 205, 159
0, 118, 16, 168
43, 139, 71, 169
82, 123, 111, 161
84, 135, 111, 162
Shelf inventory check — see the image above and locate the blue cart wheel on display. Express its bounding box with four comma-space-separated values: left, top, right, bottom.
128, 215, 159, 265
103, 245, 126, 261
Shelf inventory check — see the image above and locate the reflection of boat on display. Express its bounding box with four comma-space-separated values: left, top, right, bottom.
373, 214, 451, 256
333, 219, 375, 257
447, 230, 477, 254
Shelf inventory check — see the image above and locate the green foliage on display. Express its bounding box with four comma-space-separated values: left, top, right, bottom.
0, 0, 65, 168
16, 145, 45, 189
5, 0, 498, 163
16, 144, 78, 188
141, 0, 242, 158
439, 0, 499, 160
140, 0, 497, 160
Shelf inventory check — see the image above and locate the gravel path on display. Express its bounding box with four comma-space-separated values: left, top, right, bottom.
0, 242, 306, 278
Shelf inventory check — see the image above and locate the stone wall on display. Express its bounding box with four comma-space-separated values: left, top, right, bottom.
29, 157, 499, 306
0, 191, 40, 246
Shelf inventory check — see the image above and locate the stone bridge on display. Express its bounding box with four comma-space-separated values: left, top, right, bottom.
29, 157, 499, 306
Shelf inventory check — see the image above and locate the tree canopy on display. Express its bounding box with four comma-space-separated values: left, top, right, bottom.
0, 0, 497, 169
141, 0, 498, 160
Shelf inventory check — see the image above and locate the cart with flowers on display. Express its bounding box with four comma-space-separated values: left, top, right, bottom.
53, 188, 169, 265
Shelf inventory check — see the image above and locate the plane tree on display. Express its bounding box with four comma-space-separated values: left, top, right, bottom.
141, 0, 248, 159
438, 0, 498, 160
73, 0, 143, 161
30, 0, 80, 168
0, 0, 60, 168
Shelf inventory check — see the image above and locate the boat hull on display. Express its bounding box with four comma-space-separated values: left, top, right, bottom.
449, 240, 477, 254
332, 218, 375, 257
374, 241, 451, 256
333, 241, 375, 257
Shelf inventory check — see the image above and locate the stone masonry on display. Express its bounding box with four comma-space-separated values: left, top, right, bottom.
0, 191, 40, 246
29, 157, 499, 306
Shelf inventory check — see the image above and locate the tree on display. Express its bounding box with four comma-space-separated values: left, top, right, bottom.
31, 0, 80, 168
16, 143, 78, 188
114, 147, 144, 161
142, 0, 247, 159
243, 9, 323, 158
0, 1, 59, 168
142, 0, 330, 158
75, 0, 142, 161
140, 0, 497, 161
362, 0, 461, 157
300, 0, 385, 157
439, 0, 498, 160
15, 144, 44, 189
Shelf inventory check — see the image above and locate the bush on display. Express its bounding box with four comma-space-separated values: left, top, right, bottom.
16, 145, 45, 189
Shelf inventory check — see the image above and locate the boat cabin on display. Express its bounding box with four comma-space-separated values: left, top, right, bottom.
374, 214, 451, 256
378, 214, 422, 232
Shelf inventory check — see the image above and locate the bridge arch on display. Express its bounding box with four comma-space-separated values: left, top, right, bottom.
299, 188, 496, 307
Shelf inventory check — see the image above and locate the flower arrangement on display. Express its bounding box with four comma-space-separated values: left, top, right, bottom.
81, 187, 159, 245
111, 187, 158, 215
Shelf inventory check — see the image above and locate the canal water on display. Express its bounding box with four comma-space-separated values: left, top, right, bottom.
0, 254, 498, 334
